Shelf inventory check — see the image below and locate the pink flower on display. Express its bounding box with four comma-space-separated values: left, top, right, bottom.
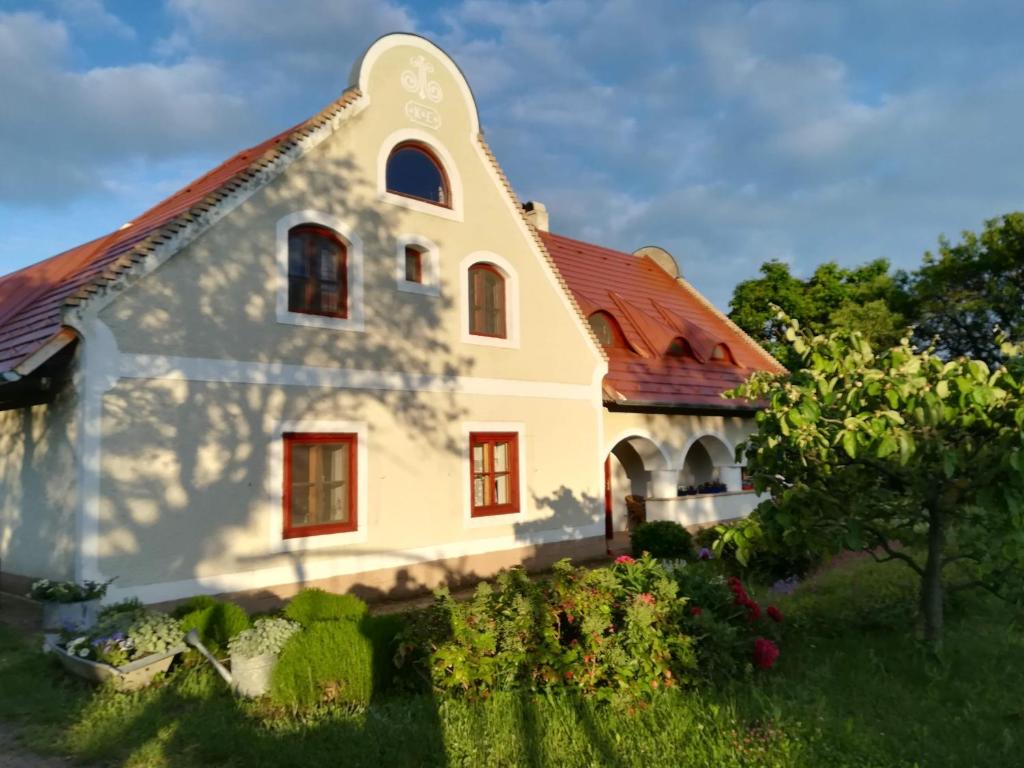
767, 605, 783, 623
638, 592, 655, 605
753, 637, 780, 670
615, 555, 636, 565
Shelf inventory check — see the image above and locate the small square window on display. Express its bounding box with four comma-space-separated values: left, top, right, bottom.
284, 433, 357, 538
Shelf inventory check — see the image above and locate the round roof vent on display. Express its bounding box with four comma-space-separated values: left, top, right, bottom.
633, 245, 680, 278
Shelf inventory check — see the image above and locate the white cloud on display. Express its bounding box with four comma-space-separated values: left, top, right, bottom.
0, 11, 250, 204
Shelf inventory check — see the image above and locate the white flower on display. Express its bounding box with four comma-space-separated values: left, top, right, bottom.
77, 648, 90, 658
67, 637, 86, 648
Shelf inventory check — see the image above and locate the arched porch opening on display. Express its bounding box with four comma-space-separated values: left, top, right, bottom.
679, 434, 739, 493
604, 434, 669, 543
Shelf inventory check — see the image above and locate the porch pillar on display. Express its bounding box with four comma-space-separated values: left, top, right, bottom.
650, 469, 680, 498
718, 464, 743, 492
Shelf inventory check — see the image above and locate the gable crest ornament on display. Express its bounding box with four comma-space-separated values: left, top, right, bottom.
401, 55, 443, 103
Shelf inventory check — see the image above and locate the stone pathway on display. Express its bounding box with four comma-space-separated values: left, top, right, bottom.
0, 725, 86, 768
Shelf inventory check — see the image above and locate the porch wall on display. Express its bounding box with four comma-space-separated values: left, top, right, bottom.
0, 377, 79, 582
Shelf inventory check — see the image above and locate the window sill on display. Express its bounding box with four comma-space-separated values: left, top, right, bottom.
379, 191, 463, 222
396, 279, 440, 297
274, 526, 367, 552
464, 509, 525, 529
463, 332, 519, 350
276, 310, 364, 332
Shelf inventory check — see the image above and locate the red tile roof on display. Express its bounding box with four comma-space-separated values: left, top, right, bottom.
541, 231, 783, 409
0, 89, 362, 376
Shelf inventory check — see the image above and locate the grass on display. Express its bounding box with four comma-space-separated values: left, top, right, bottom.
1, 557, 1022, 767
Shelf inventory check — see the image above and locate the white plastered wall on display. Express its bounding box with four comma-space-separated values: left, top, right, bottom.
0, 367, 79, 580
79, 35, 607, 602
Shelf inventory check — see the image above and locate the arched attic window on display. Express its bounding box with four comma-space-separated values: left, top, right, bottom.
588, 311, 627, 348
666, 336, 697, 359
385, 142, 450, 207
469, 263, 506, 338
287, 225, 347, 318
710, 343, 736, 364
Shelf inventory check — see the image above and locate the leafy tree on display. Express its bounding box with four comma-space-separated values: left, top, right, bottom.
897, 213, 1024, 365
729, 259, 906, 368
726, 316, 1024, 650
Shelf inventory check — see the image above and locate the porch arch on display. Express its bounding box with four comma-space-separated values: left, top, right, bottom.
679, 433, 741, 491
604, 431, 670, 540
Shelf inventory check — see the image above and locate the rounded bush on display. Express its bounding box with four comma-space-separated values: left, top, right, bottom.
630, 520, 695, 560
283, 588, 368, 625
178, 600, 250, 653
271, 620, 374, 710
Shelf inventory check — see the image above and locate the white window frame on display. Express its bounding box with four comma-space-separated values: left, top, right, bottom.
395, 234, 441, 296
462, 421, 527, 529
275, 210, 365, 332
267, 419, 369, 552
460, 251, 520, 349
377, 128, 464, 223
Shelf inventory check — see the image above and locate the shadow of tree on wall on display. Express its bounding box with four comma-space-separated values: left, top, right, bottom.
94, 148, 483, 595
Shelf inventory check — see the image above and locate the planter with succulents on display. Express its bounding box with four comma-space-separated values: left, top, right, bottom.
226, 617, 301, 697
29, 578, 114, 632
53, 607, 186, 691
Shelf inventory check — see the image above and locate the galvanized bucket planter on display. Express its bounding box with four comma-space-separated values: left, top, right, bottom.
230, 651, 278, 697
41, 599, 102, 632
52, 644, 186, 691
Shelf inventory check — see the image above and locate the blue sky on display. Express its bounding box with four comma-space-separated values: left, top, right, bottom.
1, 0, 1023, 308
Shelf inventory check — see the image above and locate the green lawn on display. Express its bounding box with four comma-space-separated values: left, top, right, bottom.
1, 557, 1021, 767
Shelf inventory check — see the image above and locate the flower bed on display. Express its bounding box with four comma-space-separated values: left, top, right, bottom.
53, 604, 186, 690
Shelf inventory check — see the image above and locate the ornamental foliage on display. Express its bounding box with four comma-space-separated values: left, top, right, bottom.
728, 315, 1024, 647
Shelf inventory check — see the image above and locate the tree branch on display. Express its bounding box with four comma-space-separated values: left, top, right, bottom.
863, 527, 925, 576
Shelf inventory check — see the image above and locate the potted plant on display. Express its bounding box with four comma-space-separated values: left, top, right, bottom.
30, 578, 114, 632
53, 607, 186, 691
227, 617, 300, 697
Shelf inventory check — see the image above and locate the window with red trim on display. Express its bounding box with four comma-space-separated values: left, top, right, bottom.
386, 142, 450, 207
283, 433, 357, 538
468, 263, 506, 338
404, 245, 424, 283
469, 432, 519, 517
287, 225, 348, 317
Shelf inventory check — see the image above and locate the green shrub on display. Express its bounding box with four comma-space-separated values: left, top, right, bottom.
172, 595, 218, 618
670, 560, 783, 676
283, 588, 368, 625
360, 613, 406, 693
398, 557, 697, 704
631, 520, 695, 560
271, 620, 374, 710
178, 600, 250, 653
694, 514, 822, 581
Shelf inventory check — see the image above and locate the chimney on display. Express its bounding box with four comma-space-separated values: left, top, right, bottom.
523, 200, 549, 232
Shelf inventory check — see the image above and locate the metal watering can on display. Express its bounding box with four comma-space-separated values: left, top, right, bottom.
185, 629, 275, 698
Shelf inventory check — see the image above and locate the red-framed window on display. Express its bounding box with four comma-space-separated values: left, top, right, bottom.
287, 225, 348, 318
283, 433, 357, 539
404, 245, 424, 283
386, 142, 451, 207
468, 263, 506, 338
470, 432, 519, 517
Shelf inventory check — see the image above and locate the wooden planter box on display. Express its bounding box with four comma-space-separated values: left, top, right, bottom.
52, 644, 185, 691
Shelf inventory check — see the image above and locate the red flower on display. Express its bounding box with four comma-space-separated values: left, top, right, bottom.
638, 592, 655, 605
690, 606, 703, 617
767, 605, 783, 623
753, 637, 780, 670
615, 555, 636, 565
727, 576, 744, 593
744, 599, 762, 622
